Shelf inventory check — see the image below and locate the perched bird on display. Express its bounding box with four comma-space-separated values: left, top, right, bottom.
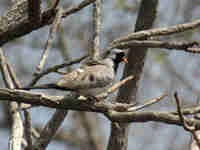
21, 49, 127, 97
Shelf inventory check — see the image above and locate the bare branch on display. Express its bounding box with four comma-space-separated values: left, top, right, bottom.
27, 55, 87, 87
24, 110, 32, 150
1, 89, 200, 130
128, 93, 168, 111
77, 112, 104, 150
174, 92, 200, 148
0, 49, 33, 149
112, 19, 200, 44
97, 75, 137, 99
33, 110, 68, 150
0, 0, 96, 46
0, 48, 23, 150
33, 22, 71, 150
37, 8, 63, 71
90, 0, 101, 60
107, 1, 158, 150
109, 40, 200, 54
106, 110, 200, 127
0, 88, 130, 112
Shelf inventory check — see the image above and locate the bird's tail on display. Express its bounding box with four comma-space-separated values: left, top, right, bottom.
19, 83, 72, 91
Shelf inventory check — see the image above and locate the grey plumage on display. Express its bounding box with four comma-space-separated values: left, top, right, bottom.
21, 49, 126, 97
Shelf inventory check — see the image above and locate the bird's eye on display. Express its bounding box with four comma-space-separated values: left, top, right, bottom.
89, 75, 95, 82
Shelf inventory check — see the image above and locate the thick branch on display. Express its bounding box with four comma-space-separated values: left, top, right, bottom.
1, 88, 200, 129
33, 110, 68, 150
0, 0, 96, 46
28, 0, 41, 25
109, 40, 199, 53
106, 111, 200, 129
0, 88, 120, 112
112, 19, 200, 44
107, 1, 158, 150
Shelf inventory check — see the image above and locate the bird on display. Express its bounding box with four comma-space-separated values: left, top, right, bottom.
21, 49, 127, 97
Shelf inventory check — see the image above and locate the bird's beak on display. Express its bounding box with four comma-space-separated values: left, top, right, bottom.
122, 57, 128, 63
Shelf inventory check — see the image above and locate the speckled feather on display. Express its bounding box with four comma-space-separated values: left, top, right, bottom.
20, 50, 125, 97
56, 58, 115, 92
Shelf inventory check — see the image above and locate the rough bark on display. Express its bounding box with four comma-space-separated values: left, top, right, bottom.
107, 1, 158, 150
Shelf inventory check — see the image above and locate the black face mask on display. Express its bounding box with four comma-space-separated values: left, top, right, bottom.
113, 52, 126, 72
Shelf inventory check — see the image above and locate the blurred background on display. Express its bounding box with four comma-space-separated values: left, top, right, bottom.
0, 0, 200, 149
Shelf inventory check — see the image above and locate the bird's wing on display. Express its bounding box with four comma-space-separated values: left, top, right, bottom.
56, 64, 115, 90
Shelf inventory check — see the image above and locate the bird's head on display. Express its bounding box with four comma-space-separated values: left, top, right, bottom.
111, 49, 128, 64
103, 49, 128, 72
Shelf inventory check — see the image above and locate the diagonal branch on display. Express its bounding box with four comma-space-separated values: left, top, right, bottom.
112, 19, 200, 44
0, 0, 96, 46
37, 7, 63, 71
128, 93, 168, 112
27, 55, 87, 87
33, 110, 68, 150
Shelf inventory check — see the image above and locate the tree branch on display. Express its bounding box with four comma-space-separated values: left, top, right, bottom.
0, 48, 24, 150
112, 19, 200, 44
26, 55, 87, 87
109, 40, 200, 54
107, 1, 158, 150
37, 7, 63, 71
90, 0, 101, 60
28, 0, 41, 25
0, 0, 96, 46
1, 89, 200, 130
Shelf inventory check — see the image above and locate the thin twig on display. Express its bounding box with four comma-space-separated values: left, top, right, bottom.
24, 110, 32, 150
37, 8, 63, 71
174, 92, 186, 126
97, 75, 136, 99
27, 55, 87, 87
90, 0, 101, 60
0, 50, 13, 88
128, 93, 168, 111
108, 75, 136, 94
62, 0, 96, 17
6, 63, 21, 88
174, 92, 200, 147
